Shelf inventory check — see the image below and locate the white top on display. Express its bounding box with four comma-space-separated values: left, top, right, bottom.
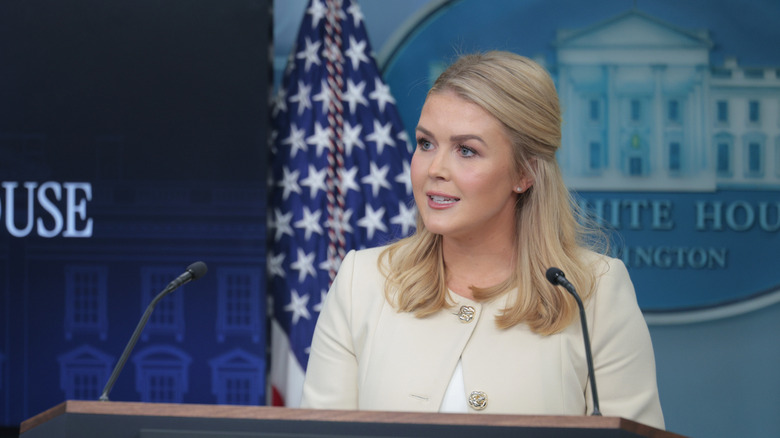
439, 359, 468, 413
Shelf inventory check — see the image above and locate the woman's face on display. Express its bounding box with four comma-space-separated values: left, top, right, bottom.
411, 90, 527, 243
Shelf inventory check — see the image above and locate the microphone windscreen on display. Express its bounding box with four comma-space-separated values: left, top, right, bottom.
545, 267, 564, 285
187, 261, 208, 280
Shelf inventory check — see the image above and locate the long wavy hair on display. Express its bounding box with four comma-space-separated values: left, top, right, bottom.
379, 51, 605, 335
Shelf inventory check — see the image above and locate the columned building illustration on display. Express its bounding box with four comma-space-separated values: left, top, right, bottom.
555, 10, 780, 192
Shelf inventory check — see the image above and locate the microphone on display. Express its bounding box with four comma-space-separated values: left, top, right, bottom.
99, 261, 208, 402
545, 267, 601, 416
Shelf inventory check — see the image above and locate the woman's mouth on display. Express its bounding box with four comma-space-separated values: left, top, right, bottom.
429, 195, 458, 204
427, 194, 460, 208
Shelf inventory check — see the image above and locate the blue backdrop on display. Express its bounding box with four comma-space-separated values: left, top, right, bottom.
0, 0, 271, 427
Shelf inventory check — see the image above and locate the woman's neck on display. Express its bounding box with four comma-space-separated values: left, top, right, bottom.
442, 233, 516, 300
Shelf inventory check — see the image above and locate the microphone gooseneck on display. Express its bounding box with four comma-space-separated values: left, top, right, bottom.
545, 267, 602, 416
98, 261, 208, 402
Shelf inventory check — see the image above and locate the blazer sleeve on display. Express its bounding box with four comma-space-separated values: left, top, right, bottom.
300, 250, 359, 409
587, 257, 665, 430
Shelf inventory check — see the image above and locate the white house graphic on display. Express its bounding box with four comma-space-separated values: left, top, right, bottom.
209, 348, 265, 405
57, 345, 113, 401
555, 10, 780, 192
132, 345, 191, 403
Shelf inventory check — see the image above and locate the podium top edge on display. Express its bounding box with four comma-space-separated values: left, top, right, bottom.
20, 400, 683, 438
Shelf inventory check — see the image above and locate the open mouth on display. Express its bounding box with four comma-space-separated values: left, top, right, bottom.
429, 195, 459, 204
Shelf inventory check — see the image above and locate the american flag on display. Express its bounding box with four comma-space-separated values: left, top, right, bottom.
268, 0, 415, 407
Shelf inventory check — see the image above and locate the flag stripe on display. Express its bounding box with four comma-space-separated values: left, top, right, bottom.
269, 319, 305, 406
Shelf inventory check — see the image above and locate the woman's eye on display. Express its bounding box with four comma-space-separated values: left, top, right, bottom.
416, 138, 433, 151
458, 145, 476, 157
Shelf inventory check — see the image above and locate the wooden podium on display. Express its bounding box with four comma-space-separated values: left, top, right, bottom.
20, 400, 685, 438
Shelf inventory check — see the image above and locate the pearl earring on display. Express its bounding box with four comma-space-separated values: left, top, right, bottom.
515, 186, 524, 193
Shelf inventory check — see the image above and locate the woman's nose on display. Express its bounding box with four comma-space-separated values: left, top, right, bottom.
427, 149, 449, 180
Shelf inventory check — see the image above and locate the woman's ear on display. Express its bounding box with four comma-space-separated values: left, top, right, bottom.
514, 158, 536, 193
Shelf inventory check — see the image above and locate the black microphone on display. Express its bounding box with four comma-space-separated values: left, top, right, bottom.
99, 261, 208, 402
545, 267, 601, 416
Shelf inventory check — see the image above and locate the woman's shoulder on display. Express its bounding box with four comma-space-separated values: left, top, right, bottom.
577, 248, 628, 279
328, 245, 394, 314
334, 244, 395, 290
344, 244, 391, 268
355, 244, 390, 258
576, 249, 638, 313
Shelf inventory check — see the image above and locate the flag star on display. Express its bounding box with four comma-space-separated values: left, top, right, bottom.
306, 122, 332, 157
294, 206, 324, 240
391, 202, 417, 236
282, 123, 308, 158
397, 130, 413, 153
345, 35, 369, 71
369, 78, 395, 113
395, 160, 413, 195
300, 164, 328, 198
313, 80, 334, 115
267, 251, 286, 278
361, 162, 391, 197
306, 0, 327, 28
334, 5, 348, 22
338, 166, 360, 195
366, 120, 395, 154
290, 248, 317, 283
296, 36, 322, 72
284, 289, 311, 325
313, 290, 328, 313
325, 207, 354, 235
358, 205, 388, 240
343, 79, 368, 114
278, 166, 302, 200
342, 121, 365, 156
271, 88, 287, 117
289, 80, 312, 115
347, 2, 364, 27
273, 208, 294, 241
318, 255, 341, 276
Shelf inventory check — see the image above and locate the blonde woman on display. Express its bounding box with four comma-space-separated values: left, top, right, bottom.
301, 51, 664, 430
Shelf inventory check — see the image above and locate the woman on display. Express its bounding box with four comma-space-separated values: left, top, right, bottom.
300, 51, 664, 430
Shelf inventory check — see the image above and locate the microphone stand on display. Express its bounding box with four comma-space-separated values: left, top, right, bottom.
563, 281, 601, 416
546, 267, 601, 416
99, 262, 207, 401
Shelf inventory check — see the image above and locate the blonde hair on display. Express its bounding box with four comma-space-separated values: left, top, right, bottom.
379, 51, 605, 335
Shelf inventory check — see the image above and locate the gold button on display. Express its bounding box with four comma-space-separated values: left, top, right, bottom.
468, 390, 487, 410
456, 305, 475, 323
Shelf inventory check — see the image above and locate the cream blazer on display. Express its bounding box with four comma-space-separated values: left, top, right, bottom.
301, 246, 665, 430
